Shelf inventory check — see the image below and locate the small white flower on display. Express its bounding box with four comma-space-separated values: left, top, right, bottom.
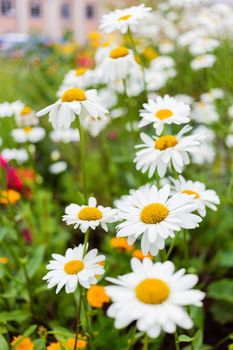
191, 102, 219, 124
134, 126, 200, 178
139, 95, 190, 135
37, 88, 108, 129
192, 126, 215, 165
100, 46, 140, 83
171, 175, 220, 216
50, 129, 80, 143
13, 103, 39, 127
190, 54, 216, 70
189, 37, 219, 56
200, 88, 224, 104
81, 115, 109, 137
100, 4, 151, 34
116, 184, 201, 255
43, 244, 105, 293
12, 127, 45, 143
63, 196, 117, 233
1, 148, 28, 163
0, 102, 14, 118
49, 161, 67, 174
62, 67, 95, 90
106, 258, 205, 338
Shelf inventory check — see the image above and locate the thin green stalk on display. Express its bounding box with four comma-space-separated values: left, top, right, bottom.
142, 333, 149, 350
76, 117, 88, 203
161, 247, 167, 262
21, 261, 35, 319
183, 230, 189, 268
174, 331, 180, 350
73, 287, 83, 350
166, 236, 177, 260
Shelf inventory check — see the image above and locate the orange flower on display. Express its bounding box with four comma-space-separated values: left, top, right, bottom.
66, 336, 87, 349
132, 249, 153, 260
11, 336, 34, 350
110, 237, 134, 252
0, 257, 8, 264
46, 343, 61, 350
87, 285, 110, 308
0, 189, 21, 204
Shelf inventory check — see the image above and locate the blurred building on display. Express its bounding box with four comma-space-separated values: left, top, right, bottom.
0, 0, 101, 42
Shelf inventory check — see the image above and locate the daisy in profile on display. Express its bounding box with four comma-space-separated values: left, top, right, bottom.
50, 128, 80, 143
139, 95, 190, 135
12, 127, 45, 143
171, 175, 220, 216
100, 4, 151, 34
100, 46, 140, 82
116, 184, 201, 255
106, 258, 205, 338
63, 196, 117, 233
43, 244, 105, 293
190, 54, 216, 70
37, 88, 108, 129
134, 126, 201, 178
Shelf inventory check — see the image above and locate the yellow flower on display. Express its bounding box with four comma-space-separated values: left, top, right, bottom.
46, 343, 61, 350
66, 336, 87, 349
11, 336, 34, 350
110, 237, 134, 252
132, 249, 153, 260
0, 257, 8, 264
87, 285, 110, 308
0, 189, 21, 205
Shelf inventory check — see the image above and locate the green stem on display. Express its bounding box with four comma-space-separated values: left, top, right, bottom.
142, 333, 149, 350
76, 117, 88, 203
22, 262, 35, 319
183, 230, 189, 268
174, 331, 180, 350
161, 247, 167, 262
166, 236, 177, 260
73, 287, 83, 350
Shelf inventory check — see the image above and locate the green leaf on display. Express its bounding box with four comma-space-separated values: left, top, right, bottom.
0, 334, 9, 350
23, 324, 37, 337
28, 245, 46, 278
178, 335, 195, 343
216, 250, 233, 268
208, 279, 233, 304
193, 330, 203, 350
211, 301, 233, 324
0, 310, 30, 323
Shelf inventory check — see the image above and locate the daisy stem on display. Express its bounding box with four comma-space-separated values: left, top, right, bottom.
142, 333, 149, 350
183, 229, 189, 267
166, 236, 177, 259
174, 331, 180, 350
161, 247, 167, 262
73, 286, 83, 350
127, 28, 148, 97
76, 116, 88, 203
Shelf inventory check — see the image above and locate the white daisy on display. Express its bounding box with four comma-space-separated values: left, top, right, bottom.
49, 161, 68, 174
100, 46, 140, 83
190, 54, 216, 70
62, 67, 95, 90
106, 258, 205, 338
171, 175, 220, 217
63, 196, 117, 233
11, 127, 45, 143
37, 88, 108, 129
50, 129, 80, 143
81, 114, 109, 137
1, 148, 29, 164
139, 95, 190, 135
134, 126, 200, 178
43, 244, 105, 293
116, 184, 201, 256
100, 4, 151, 34
191, 102, 219, 124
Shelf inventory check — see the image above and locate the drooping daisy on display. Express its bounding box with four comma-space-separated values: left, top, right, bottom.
43, 244, 105, 293
116, 184, 201, 255
37, 88, 108, 129
50, 129, 80, 143
170, 175, 220, 216
106, 258, 205, 338
62, 196, 117, 233
134, 126, 201, 178
100, 46, 140, 82
190, 54, 216, 70
139, 95, 190, 135
80, 114, 109, 137
100, 5, 151, 34
12, 127, 45, 143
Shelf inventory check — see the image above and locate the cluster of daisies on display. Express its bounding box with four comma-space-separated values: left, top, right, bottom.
40, 4, 221, 342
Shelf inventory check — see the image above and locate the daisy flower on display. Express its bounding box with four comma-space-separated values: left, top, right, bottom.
37, 88, 108, 129
100, 5, 151, 34
106, 258, 205, 338
139, 95, 190, 135
100, 46, 140, 83
50, 128, 80, 143
116, 184, 201, 255
190, 54, 216, 70
62, 67, 95, 89
12, 127, 45, 143
134, 126, 201, 178
43, 244, 105, 293
1, 148, 28, 164
171, 175, 220, 216
62, 196, 117, 233
14, 103, 39, 127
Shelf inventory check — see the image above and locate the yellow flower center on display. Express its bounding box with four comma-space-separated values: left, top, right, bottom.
78, 207, 102, 221
102, 41, 111, 47
76, 67, 87, 76
182, 189, 200, 199
135, 278, 170, 304
64, 260, 84, 275
61, 88, 86, 102
156, 109, 173, 120
21, 106, 32, 116
118, 14, 132, 21
140, 203, 169, 224
155, 135, 178, 151
23, 127, 33, 133
110, 47, 129, 59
